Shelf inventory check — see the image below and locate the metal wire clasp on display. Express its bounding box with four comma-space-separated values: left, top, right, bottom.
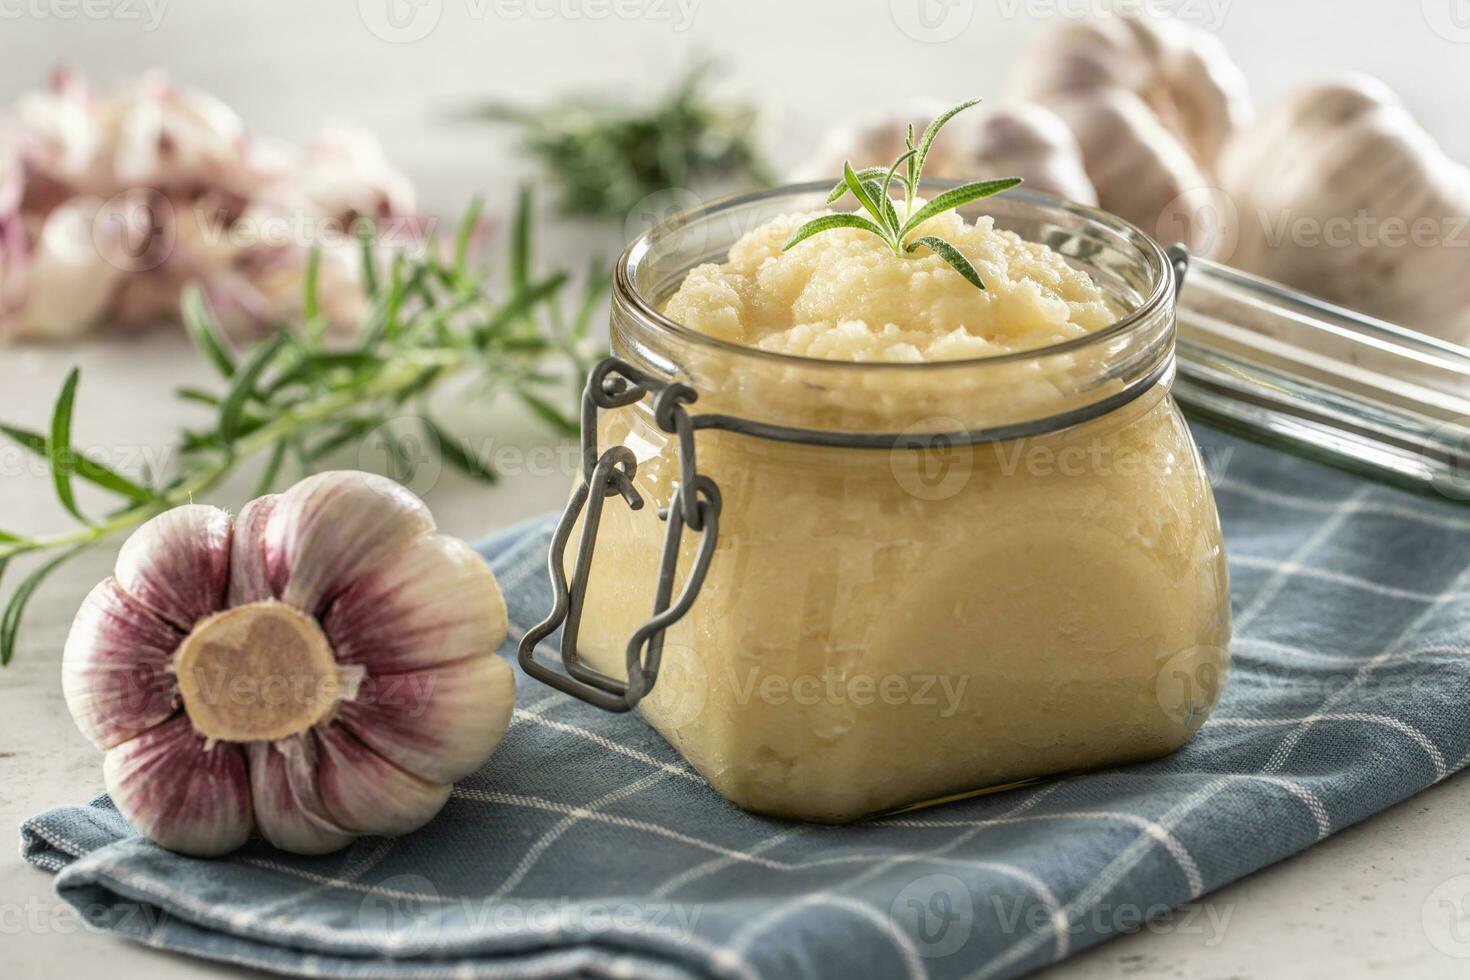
517, 355, 722, 712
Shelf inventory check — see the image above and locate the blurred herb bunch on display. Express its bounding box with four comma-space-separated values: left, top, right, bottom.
0, 188, 603, 664
474, 63, 774, 220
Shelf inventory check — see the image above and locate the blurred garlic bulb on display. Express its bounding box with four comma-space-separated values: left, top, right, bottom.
0, 70, 422, 343
1046, 89, 1215, 250
1009, 16, 1250, 247
6, 196, 128, 340
63, 471, 514, 857
13, 69, 257, 200
0, 150, 23, 322
1217, 75, 1470, 344
797, 100, 1098, 205
1010, 16, 1250, 168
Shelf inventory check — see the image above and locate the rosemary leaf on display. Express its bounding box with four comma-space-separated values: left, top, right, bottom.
1, 546, 85, 666
48, 369, 86, 524
474, 273, 569, 346
253, 439, 288, 496
181, 286, 236, 379
455, 196, 486, 278
571, 259, 610, 340
422, 415, 498, 484
358, 218, 379, 298
906, 236, 987, 290
843, 162, 887, 233
175, 387, 220, 407
880, 150, 917, 214
914, 98, 982, 178
303, 248, 323, 345
0, 424, 153, 503
219, 333, 289, 442
516, 387, 579, 436
899, 177, 1024, 238
868, 179, 902, 240
510, 186, 532, 292
304, 416, 384, 462
384, 253, 406, 341
825, 167, 889, 204
904, 124, 917, 211
783, 213, 888, 251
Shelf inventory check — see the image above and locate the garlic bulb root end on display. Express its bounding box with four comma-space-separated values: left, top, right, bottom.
173, 599, 343, 743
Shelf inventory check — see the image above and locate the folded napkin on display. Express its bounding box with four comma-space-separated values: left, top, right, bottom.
22, 425, 1470, 980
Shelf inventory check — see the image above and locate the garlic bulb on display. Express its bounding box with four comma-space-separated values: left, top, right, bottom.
62, 470, 514, 857
0, 70, 423, 342
796, 100, 1098, 206
1009, 16, 1251, 168
1008, 16, 1250, 247
1216, 74, 1470, 344
1042, 88, 1213, 250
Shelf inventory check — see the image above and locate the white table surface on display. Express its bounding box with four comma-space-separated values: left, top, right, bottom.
4, 1, 1470, 977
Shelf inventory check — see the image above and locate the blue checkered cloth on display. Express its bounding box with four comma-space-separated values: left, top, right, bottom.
21, 425, 1470, 980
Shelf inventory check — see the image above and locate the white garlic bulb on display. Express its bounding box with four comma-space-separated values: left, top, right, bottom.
62, 470, 514, 857
1042, 88, 1213, 249
1216, 74, 1470, 344
1009, 16, 1251, 169
1008, 15, 1250, 247
796, 100, 1098, 206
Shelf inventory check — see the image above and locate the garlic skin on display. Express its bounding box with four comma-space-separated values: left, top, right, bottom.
62, 470, 513, 857
796, 100, 1098, 206
1217, 75, 1470, 344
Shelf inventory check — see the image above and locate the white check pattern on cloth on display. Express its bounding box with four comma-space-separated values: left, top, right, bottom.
20, 426, 1470, 980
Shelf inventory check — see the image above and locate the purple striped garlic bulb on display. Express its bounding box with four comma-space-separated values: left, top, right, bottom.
62, 470, 514, 857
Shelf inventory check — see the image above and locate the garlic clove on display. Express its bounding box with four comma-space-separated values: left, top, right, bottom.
336, 654, 515, 785
103, 714, 253, 857
965, 103, 1098, 207
247, 736, 354, 855
263, 471, 435, 617
312, 724, 452, 836
114, 504, 232, 629
324, 533, 508, 674
227, 493, 281, 607
62, 579, 182, 749
1144, 18, 1251, 166
1045, 89, 1211, 248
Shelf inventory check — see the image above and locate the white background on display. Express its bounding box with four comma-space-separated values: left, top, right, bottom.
3, 2, 1470, 978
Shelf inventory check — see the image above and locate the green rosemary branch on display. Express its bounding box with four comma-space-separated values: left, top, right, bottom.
0, 185, 604, 665
786, 98, 1022, 290
471, 62, 774, 220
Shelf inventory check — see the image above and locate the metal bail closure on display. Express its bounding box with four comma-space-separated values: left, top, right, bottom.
517, 355, 722, 713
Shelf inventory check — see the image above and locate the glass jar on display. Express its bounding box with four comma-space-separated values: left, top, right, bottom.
520, 184, 1231, 824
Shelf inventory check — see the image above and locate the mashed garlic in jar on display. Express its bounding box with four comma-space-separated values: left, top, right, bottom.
573, 200, 1231, 824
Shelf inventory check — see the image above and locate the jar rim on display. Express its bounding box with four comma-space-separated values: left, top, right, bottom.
613, 181, 1176, 374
